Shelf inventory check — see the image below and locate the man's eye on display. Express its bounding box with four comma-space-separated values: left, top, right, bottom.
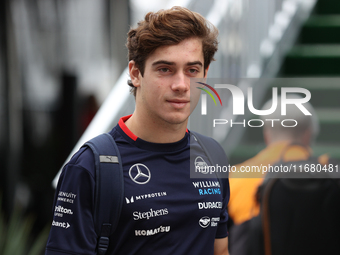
159, 68, 170, 73
188, 69, 198, 74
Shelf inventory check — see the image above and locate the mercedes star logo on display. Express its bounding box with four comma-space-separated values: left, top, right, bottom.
129, 163, 151, 185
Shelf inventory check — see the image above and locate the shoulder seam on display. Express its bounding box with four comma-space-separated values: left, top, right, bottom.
65, 163, 95, 180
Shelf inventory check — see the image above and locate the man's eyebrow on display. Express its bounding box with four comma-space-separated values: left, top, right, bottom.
152, 60, 203, 67
187, 61, 203, 67
152, 60, 175, 66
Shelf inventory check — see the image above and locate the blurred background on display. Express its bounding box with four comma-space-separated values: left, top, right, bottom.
1, 0, 340, 254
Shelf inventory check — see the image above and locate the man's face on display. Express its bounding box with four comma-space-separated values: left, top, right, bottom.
130, 37, 207, 127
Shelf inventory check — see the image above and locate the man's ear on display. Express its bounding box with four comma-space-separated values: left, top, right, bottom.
129, 60, 141, 87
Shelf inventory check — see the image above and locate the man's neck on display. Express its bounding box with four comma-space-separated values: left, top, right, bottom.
124, 113, 188, 143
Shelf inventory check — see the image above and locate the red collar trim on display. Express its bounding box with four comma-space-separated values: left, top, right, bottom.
118, 114, 138, 141
119, 114, 189, 141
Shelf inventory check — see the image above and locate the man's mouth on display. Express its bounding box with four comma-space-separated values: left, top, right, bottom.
167, 99, 190, 109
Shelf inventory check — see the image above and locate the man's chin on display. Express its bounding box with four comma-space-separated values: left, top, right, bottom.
163, 113, 189, 126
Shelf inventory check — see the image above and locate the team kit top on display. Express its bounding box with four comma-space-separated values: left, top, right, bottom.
46, 115, 230, 255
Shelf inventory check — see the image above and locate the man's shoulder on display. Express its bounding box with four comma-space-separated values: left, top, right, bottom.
61, 146, 96, 180
68, 146, 94, 167
190, 131, 224, 152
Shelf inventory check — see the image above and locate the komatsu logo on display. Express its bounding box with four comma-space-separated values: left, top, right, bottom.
135, 226, 170, 236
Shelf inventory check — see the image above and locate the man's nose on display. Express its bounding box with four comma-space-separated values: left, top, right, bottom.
171, 72, 190, 92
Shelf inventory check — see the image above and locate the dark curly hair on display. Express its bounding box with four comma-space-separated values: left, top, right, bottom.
126, 6, 219, 97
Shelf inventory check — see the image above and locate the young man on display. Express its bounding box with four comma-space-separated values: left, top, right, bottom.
45, 6, 229, 255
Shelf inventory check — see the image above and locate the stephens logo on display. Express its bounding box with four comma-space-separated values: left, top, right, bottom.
133, 208, 169, 221
197, 82, 222, 115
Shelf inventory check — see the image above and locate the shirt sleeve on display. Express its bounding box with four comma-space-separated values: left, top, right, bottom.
45, 148, 97, 255
215, 177, 230, 238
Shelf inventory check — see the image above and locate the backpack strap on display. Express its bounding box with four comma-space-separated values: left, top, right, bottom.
190, 131, 229, 195
84, 133, 124, 255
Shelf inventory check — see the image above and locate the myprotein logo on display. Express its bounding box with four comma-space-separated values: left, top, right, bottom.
125, 192, 167, 204
126, 196, 134, 204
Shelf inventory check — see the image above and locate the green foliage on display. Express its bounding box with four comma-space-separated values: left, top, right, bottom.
0, 198, 49, 255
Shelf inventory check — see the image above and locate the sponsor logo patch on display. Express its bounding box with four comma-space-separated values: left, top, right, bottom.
54, 205, 74, 217
199, 216, 211, 228
52, 220, 71, 229
198, 202, 222, 210
133, 208, 168, 221
135, 226, 170, 236
129, 163, 151, 185
57, 191, 77, 204
125, 192, 167, 204
195, 157, 209, 174
199, 217, 220, 228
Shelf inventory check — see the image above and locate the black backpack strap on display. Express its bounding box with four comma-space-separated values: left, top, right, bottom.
190, 131, 229, 194
84, 133, 124, 255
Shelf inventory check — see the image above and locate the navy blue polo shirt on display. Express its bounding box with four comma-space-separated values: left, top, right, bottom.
46, 115, 229, 255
